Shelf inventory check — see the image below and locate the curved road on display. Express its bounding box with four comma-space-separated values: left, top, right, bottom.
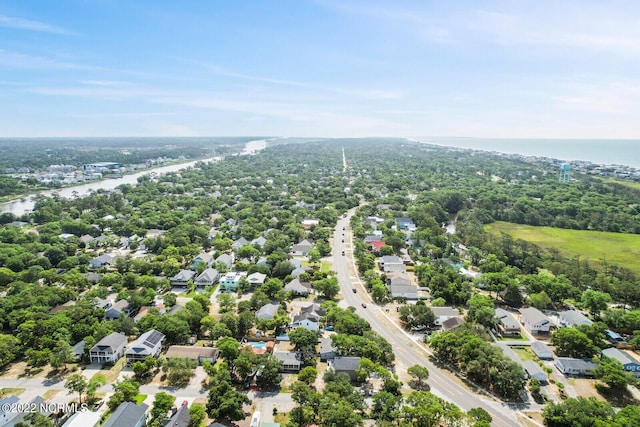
332, 213, 522, 427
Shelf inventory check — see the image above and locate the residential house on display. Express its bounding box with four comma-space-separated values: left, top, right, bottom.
274, 351, 302, 372
89, 332, 127, 364
555, 358, 597, 376
103, 402, 148, 427
370, 240, 386, 253
291, 239, 313, 256
290, 267, 307, 278
134, 306, 153, 323
232, 237, 249, 251
301, 219, 320, 229
215, 253, 234, 270
396, 217, 416, 231
291, 312, 320, 331
62, 411, 101, 427
601, 348, 640, 377
606, 330, 626, 346
163, 405, 190, 427
89, 253, 113, 269
523, 360, 548, 383
93, 297, 112, 311
247, 272, 267, 288
301, 303, 326, 318
0, 396, 19, 426
363, 216, 384, 229
251, 236, 267, 248
332, 356, 361, 381
558, 310, 592, 327
165, 346, 219, 364
105, 300, 132, 321
379, 256, 405, 273
167, 304, 184, 315
170, 270, 196, 287
219, 272, 245, 291
519, 307, 551, 335
531, 341, 554, 360
320, 337, 336, 361
126, 329, 165, 363
364, 234, 383, 244
191, 252, 213, 269
80, 234, 95, 246
4, 396, 52, 427
72, 340, 86, 362
84, 272, 103, 284
284, 277, 312, 296
386, 272, 411, 287
495, 308, 521, 337
389, 284, 419, 300
442, 317, 464, 331
195, 268, 220, 287
431, 307, 460, 326
257, 302, 281, 320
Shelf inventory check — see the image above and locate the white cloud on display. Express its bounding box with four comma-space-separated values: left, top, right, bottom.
0, 14, 76, 35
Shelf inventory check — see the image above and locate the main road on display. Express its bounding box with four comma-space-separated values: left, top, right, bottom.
332, 213, 524, 427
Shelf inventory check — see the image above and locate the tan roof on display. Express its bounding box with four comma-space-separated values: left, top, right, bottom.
165, 345, 219, 359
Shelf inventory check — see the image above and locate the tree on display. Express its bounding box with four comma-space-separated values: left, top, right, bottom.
108, 378, 140, 410
551, 327, 596, 358
206, 363, 251, 421
86, 375, 106, 403
64, 374, 87, 403
595, 356, 636, 391
150, 392, 175, 426
529, 291, 552, 310
308, 248, 321, 266
217, 293, 236, 314
407, 365, 430, 390
189, 404, 206, 427
255, 354, 283, 390
298, 366, 318, 385
217, 337, 241, 364
398, 304, 435, 330
581, 290, 612, 316
0, 334, 20, 369
543, 396, 614, 427
289, 327, 318, 350
318, 399, 363, 427
313, 277, 340, 299
468, 407, 492, 424
50, 339, 74, 371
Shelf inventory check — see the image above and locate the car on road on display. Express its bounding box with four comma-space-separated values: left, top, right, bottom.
352, 288, 356, 293
341, 250, 345, 255
341, 239, 344, 242
361, 303, 367, 308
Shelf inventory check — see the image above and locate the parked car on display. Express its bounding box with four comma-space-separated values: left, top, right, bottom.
352, 288, 357, 293
361, 303, 367, 308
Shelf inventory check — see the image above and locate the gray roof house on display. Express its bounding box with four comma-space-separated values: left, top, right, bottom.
191, 252, 214, 269
247, 272, 267, 287
519, 307, 551, 334
251, 236, 267, 248
558, 310, 593, 327
165, 346, 219, 364
215, 253, 234, 270
232, 237, 249, 251
195, 268, 220, 287
386, 272, 412, 287
284, 277, 313, 296
0, 396, 19, 426
320, 337, 336, 361
523, 360, 548, 383
333, 356, 361, 381
291, 312, 320, 331
170, 270, 196, 287
126, 329, 165, 362
495, 308, 521, 336
256, 302, 281, 320
103, 402, 148, 427
274, 351, 302, 372
531, 341, 554, 360
89, 253, 114, 269
105, 300, 132, 321
601, 348, 640, 377
442, 317, 464, 331
291, 239, 314, 256
555, 357, 597, 376
431, 307, 459, 326
389, 284, 419, 300
89, 332, 127, 364
163, 404, 190, 427
379, 256, 405, 273
72, 340, 86, 362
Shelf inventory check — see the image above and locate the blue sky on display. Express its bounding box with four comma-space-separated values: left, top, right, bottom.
1, 0, 639, 138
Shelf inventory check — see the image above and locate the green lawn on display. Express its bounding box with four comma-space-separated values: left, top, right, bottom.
485, 221, 640, 274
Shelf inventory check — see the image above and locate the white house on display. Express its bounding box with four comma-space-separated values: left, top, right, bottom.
519, 307, 551, 334
558, 310, 592, 327
195, 268, 220, 287
89, 332, 127, 364
170, 270, 196, 287
495, 308, 521, 337
291, 239, 314, 256
291, 312, 320, 331
125, 329, 165, 363
555, 357, 597, 376
247, 272, 267, 287
379, 256, 405, 273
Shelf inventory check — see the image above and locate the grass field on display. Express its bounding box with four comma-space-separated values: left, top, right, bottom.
485, 221, 640, 273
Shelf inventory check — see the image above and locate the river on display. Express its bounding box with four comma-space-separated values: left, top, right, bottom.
1, 139, 269, 216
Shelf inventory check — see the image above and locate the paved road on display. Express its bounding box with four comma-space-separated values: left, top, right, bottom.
333, 213, 524, 427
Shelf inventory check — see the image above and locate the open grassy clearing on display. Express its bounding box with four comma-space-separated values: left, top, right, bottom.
485, 222, 640, 274
596, 177, 640, 191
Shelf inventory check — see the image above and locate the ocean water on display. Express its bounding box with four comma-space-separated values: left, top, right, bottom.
418, 138, 640, 169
